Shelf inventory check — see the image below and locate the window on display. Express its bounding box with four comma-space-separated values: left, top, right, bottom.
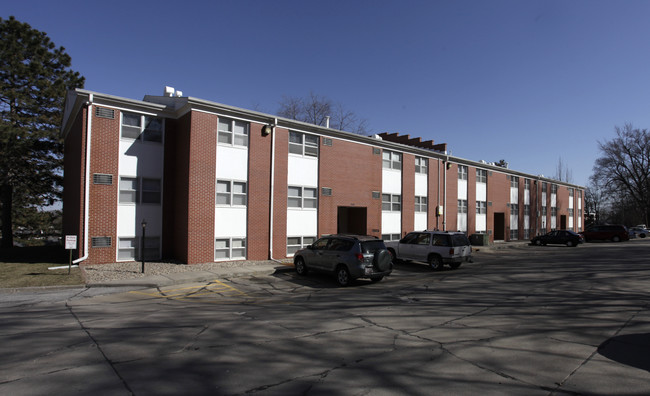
142, 178, 161, 204
118, 237, 137, 260
458, 199, 468, 214
569, 188, 574, 198
510, 176, 519, 188
476, 169, 487, 183
510, 203, 519, 214
382, 151, 402, 170
288, 186, 318, 209
120, 177, 162, 205
458, 165, 468, 180
287, 236, 316, 255
382, 234, 401, 242
218, 117, 249, 147
215, 238, 246, 260
415, 157, 428, 174
217, 180, 247, 206
525, 179, 530, 190
289, 131, 318, 157
510, 229, 518, 240
415, 196, 427, 212
121, 112, 163, 142
524, 204, 530, 216
119, 177, 138, 203
551, 207, 557, 216
476, 201, 487, 214
551, 184, 558, 194
542, 206, 547, 216
382, 194, 401, 211
569, 208, 574, 217
542, 182, 547, 193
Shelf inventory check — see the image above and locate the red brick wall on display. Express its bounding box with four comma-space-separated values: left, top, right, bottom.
186, 111, 217, 264
271, 127, 288, 257
428, 158, 443, 230
247, 122, 272, 260
445, 163, 458, 231
87, 108, 120, 264
487, 171, 510, 242
319, 140, 382, 238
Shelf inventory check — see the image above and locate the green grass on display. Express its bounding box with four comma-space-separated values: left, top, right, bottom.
0, 245, 84, 288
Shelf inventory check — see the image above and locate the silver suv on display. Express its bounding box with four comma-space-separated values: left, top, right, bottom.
293, 235, 393, 286
385, 230, 472, 270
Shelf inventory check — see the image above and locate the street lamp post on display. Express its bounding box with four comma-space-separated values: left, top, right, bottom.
141, 218, 147, 273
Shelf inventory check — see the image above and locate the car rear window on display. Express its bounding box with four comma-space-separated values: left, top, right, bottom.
451, 234, 470, 247
360, 240, 386, 253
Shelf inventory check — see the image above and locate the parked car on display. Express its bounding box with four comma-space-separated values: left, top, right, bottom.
385, 230, 472, 270
293, 235, 393, 286
530, 230, 584, 247
628, 226, 649, 238
582, 225, 629, 242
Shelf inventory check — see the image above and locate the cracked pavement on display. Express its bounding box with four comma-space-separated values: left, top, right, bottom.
1, 241, 650, 395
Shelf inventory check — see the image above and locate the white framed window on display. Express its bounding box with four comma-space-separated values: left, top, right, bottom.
458, 165, 468, 180
525, 179, 531, 191
118, 237, 160, 261
382, 151, 402, 170
510, 229, 518, 240
289, 131, 318, 157
382, 234, 401, 242
119, 177, 161, 205
415, 196, 427, 212
218, 117, 249, 147
551, 184, 558, 194
458, 199, 468, 214
287, 236, 316, 255
476, 169, 487, 183
382, 194, 401, 211
415, 157, 428, 174
121, 112, 163, 142
510, 176, 519, 188
510, 203, 519, 215
215, 238, 246, 260
476, 201, 487, 214
142, 178, 161, 204
216, 180, 247, 206
288, 186, 318, 209
119, 177, 138, 204
524, 204, 530, 216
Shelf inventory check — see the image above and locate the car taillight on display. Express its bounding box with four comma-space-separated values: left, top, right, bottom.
449, 248, 454, 255
355, 253, 364, 262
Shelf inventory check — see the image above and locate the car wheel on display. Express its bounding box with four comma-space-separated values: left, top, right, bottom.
535, 239, 542, 246
449, 262, 461, 270
336, 266, 351, 287
429, 255, 444, 271
370, 276, 384, 283
294, 257, 308, 276
612, 235, 621, 242
566, 241, 574, 247
640, 233, 646, 238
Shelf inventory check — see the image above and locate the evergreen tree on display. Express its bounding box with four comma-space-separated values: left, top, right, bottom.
0, 16, 84, 248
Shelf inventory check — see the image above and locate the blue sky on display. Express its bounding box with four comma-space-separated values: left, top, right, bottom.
5, 0, 650, 187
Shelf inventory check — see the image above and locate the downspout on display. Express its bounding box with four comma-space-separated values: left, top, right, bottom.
443, 156, 448, 231
269, 118, 282, 263
73, 94, 93, 264
437, 158, 441, 230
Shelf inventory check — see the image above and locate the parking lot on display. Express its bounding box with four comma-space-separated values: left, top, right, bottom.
2, 240, 650, 395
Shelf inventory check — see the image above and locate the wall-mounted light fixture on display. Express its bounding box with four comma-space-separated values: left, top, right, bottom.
262, 124, 274, 136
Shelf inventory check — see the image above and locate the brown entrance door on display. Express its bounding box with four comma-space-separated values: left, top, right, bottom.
493, 212, 505, 240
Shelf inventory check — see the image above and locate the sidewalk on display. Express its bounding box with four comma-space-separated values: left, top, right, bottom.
83, 241, 530, 288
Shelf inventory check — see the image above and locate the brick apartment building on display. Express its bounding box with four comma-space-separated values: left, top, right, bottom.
61, 88, 585, 265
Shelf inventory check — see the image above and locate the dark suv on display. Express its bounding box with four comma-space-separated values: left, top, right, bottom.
293, 235, 393, 286
582, 225, 629, 242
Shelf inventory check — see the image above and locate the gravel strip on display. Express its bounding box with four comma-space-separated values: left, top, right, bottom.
82, 260, 292, 284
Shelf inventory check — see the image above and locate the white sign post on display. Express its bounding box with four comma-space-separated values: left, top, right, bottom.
65, 235, 77, 274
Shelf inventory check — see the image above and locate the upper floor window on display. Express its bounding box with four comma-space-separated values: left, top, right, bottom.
288, 186, 318, 209
510, 176, 519, 188
476, 169, 487, 183
569, 188, 574, 198
525, 179, 530, 190
218, 117, 249, 147
458, 165, 468, 180
415, 196, 427, 212
121, 112, 163, 142
542, 182, 547, 193
216, 180, 247, 206
382, 151, 402, 170
119, 177, 161, 204
382, 194, 401, 211
289, 131, 318, 157
476, 201, 487, 214
458, 199, 468, 214
415, 157, 428, 174
551, 184, 558, 194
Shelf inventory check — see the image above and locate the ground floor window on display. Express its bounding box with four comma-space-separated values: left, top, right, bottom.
382, 233, 401, 241
215, 238, 246, 260
510, 229, 518, 240
287, 236, 316, 255
118, 237, 160, 261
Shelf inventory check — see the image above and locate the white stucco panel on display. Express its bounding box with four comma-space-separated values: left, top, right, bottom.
381, 211, 401, 234
458, 179, 467, 199
117, 205, 162, 237
216, 146, 248, 180
119, 141, 164, 178
476, 183, 487, 201
382, 169, 402, 194
414, 213, 427, 231
476, 214, 487, 232
287, 210, 318, 236
215, 207, 247, 237
415, 173, 428, 196
288, 156, 318, 187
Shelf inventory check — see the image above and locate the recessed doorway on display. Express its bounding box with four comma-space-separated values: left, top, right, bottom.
337, 207, 367, 235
